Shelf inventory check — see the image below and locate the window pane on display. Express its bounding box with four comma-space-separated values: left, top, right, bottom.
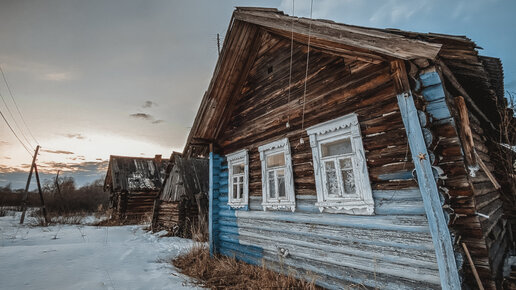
233, 182, 238, 199
340, 159, 356, 194
277, 169, 285, 198
238, 182, 243, 199
233, 163, 244, 174
268, 171, 276, 198
324, 161, 340, 197
339, 157, 353, 169
267, 153, 285, 168
321, 138, 352, 157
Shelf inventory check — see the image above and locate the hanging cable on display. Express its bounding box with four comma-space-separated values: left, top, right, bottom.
0, 65, 39, 145
0, 87, 35, 150
299, 0, 314, 144
0, 107, 33, 156
286, 0, 295, 129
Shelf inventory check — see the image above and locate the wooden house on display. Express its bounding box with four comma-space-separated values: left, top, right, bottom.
183, 7, 515, 289
151, 152, 209, 237
104, 155, 168, 221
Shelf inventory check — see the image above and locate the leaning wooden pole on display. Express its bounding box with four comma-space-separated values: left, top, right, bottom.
54, 170, 62, 198
34, 163, 49, 226
20, 145, 40, 224
462, 243, 484, 290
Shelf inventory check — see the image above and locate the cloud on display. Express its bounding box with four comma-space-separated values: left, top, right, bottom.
130, 113, 153, 120
142, 101, 158, 108
41, 72, 75, 81
63, 133, 86, 140
130, 113, 164, 124
41, 149, 75, 155
0, 160, 109, 189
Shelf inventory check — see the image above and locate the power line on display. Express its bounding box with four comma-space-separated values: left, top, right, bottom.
0, 65, 39, 145
0, 106, 33, 156
0, 85, 35, 150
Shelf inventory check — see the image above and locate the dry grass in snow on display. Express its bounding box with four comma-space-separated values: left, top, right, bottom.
173, 244, 320, 290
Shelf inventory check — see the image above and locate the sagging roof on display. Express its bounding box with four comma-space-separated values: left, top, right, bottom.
104, 155, 168, 192
158, 152, 209, 202
183, 7, 505, 157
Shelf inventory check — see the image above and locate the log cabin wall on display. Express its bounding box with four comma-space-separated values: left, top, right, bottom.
210, 32, 443, 289
417, 62, 509, 289
468, 112, 510, 286
118, 190, 157, 221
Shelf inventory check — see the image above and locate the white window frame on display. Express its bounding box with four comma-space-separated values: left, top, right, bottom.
258, 138, 296, 212
226, 149, 249, 209
306, 113, 374, 215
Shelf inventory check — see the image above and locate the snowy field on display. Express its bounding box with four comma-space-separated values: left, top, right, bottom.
0, 211, 200, 290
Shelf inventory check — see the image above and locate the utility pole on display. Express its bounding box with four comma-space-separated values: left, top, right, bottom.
20, 145, 39, 224
34, 163, 48, 226
54, 170, 61, 199
217, 33, 221, 56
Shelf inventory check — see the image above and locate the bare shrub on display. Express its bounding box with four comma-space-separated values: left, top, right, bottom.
173, 244, 320, 290
1, 177, 110, 225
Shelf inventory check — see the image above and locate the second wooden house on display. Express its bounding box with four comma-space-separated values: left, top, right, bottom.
151, 152, 209, 238
104, 155, 168, 222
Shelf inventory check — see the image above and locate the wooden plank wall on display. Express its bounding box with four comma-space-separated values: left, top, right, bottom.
219, 32, 417, 194
469, 110, 509, 286
117, 191, 156, 222
211, 32, 442, 289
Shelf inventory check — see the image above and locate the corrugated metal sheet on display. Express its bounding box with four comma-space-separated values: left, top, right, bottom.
210, 153, 440, 289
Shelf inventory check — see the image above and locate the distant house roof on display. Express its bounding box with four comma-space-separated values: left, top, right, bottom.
158, 152, 209, 202
183, 7, 505, 157
104, 155, 168, 192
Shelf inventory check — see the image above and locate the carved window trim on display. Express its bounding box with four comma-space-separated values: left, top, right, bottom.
306, 113, 374, 215
258, 138, 296, 212
226, 149, 249, 209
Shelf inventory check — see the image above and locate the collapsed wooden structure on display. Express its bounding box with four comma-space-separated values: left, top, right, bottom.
104, 155, 167, 221
151, 152, 209, 236
183, 7, 515, 289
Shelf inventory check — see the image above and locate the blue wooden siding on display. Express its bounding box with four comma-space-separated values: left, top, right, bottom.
420, 70, 452, 124
210, 153, 441, 289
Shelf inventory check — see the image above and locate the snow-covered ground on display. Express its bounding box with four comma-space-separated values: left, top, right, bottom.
0, 211, 200, 290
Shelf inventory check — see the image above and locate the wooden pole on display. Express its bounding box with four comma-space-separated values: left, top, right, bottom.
217, 33, 221, 56
462, 242, 484, 290
34, 163, 48, 226
19, 145, 40, 224
54, 170, 62, 198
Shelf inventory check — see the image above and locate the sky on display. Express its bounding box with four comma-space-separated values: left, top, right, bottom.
1, 0, 515, 189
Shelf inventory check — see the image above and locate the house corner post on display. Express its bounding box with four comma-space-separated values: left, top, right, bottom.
209, 152, 221, 256
392, 60, 461, 290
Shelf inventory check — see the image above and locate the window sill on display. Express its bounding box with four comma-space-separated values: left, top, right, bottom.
261, 201, 296, 212
315, 200, 374, 215
228, 202, 248, 210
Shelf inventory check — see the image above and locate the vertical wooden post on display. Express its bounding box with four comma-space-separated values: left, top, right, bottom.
20, 145, 40, 224
454, 96, 477, 168
34, 163, 48, 226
